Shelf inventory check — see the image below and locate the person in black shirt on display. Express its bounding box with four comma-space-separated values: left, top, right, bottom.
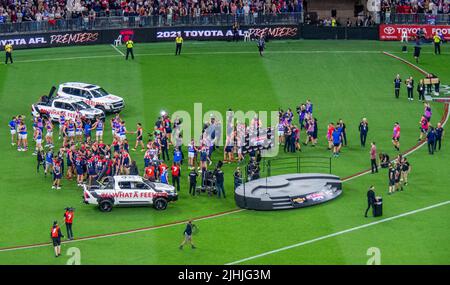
365, 186, 378, 217
400, 157, 410, 187
393, 74, 401, 99
179, 220, 196, 250
160, 133, 169, 161
434, 122, 444, 151
188, 169, 198, 196
338, 119, 347, 146
413, 41, 421, 63
129, 160, 139, 175
257, 35, 265, 57
379, 152, 390, 168
388, 163, 396, 195
214, 164, 225, 198
358, 118, 369, 147
427, 126, 436, 155
233, 167, 242, 190
232, 22, 239, 42
417, 79, 425, 101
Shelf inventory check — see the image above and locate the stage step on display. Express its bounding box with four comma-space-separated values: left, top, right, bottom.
269, 196, 291, 201
272, 201, 293, 207
273, 205, 294, 210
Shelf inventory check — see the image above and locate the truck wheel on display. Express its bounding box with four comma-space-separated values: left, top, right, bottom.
99, 200, 113, 212
153, 198, 168, 210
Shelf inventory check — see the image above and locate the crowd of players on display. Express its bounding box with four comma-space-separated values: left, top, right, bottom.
7, 75, 445, 194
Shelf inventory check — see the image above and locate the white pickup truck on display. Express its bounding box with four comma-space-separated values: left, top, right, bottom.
57, 82, 125, 113
31, 96, 105, 123
83, 176, 178, 212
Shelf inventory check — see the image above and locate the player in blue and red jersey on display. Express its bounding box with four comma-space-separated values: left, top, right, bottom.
8, 116, 17, 146
17, 120, 28, 152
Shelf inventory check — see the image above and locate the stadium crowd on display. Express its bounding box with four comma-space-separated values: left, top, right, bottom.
382, 0, 450, 15
0, 0, 304, 24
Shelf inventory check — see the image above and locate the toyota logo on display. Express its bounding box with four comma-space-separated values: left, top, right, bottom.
384, 27, 395, 35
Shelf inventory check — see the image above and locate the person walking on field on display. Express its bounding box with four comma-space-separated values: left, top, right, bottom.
365, 186, 378, 218
50, 221, 64, 257
179, 220, 196, 250
370, 142, 378, 174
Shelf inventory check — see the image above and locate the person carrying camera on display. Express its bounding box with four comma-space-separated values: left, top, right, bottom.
64, 207, 75, 240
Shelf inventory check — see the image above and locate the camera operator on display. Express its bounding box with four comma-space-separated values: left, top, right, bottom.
63, 207, 74, 240
214, 161, 225, 198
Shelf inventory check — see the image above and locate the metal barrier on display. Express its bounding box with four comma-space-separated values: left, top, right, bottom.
0, 13, 304, 35
240, 156, 332, 199
243, 156, 332, 182
381, 12, 450, 25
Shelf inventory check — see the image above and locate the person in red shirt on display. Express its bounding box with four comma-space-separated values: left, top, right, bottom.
63, 207, 74, 240
158, 162, 168, 180
50, 221, 64, 257
370, 142, 378, 174
144, 164, 156, 181
171, 162, 181, 192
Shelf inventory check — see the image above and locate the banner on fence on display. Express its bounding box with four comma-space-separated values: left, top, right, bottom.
379, 24, 450, 40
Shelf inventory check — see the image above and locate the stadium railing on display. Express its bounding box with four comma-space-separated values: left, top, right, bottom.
243, 156, 332, 182
0, 13, 304, 35
240, 156, 332, 198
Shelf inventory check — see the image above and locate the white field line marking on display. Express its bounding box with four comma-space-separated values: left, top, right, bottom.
225, 200, 450, 265
0, 50, 446, 254
0, 209, 245, 253
13, 49, 445, 64
14, 50, 390, 64
111, 44, 125, 56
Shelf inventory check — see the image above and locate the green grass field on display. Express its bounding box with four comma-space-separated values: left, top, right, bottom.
0, 40, 449, 265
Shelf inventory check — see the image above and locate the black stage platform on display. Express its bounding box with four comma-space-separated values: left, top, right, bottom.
235, 173, 342, 210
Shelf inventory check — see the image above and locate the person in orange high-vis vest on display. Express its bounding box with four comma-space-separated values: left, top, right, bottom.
144, 164, 156, 182
171, 163, 180, 192
50, 221, 64, 257
64, 207, 74, 240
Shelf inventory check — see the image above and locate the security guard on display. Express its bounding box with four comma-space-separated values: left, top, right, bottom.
4, 43, 13, 64
188, 168, 198, 196
125, 39, 134, 60
64, 207, 74, 240
175, 32, 183, 56
433, 33, 441, 55
50, 221, 64, 257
